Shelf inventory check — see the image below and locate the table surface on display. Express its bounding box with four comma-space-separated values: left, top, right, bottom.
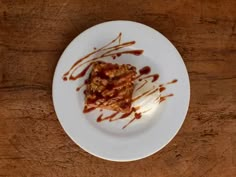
0, 0, 235, 177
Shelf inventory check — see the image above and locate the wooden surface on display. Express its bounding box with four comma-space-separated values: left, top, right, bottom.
0, 0, 236, 176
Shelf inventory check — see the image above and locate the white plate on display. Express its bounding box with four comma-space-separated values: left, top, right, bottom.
52, 21, 190, 161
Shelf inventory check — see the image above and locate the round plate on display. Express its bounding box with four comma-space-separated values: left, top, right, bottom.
52, 20, 190, 161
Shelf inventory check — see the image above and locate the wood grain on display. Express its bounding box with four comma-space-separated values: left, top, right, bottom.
0, 0, 235, 176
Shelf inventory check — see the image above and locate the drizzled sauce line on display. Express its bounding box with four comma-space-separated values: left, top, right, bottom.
83, 107, 96, 113
159, 79, 178, 87
96, 107, 139, 123
97, 112, 120, 122
132, 88, 154, 102
122, 113, 141, 129
135, 66, 151, 80
139, 74, 159, 82
62, 32, 178, 129
96, 107, 142, 129
63, 33, 143, 82
94, 77, 177, 128
76, 79, 89, 91
63, 33, 122, 80
81, 49, 143, 67
135, 80, 147, 91
94, 75, 177, 128
160, 94, 174, 103
76, 84, 86, 92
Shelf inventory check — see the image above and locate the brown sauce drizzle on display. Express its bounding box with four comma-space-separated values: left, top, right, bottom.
81, 49, 143, 68
145, 87, 159, 97
63, 62, 94, 81
83, 107, 96, 113
63, 33, 122, 80
160, 79, 178, 87
139, 74, 159, 82
132, 89, 153, 102
142, 108, 152, 114
168, 79, 178, 84
86, 74, 177, 128
122, 112, 142, 129
119, 108, 136, 119
105, 77, 177, 128
135, 80, 147, 91
97, 112, 120, 122
76, 79, 89, 92
76, 84, 85, 92
63, 33, 143, 82
139, 66, 151, 75
96, 107, 139, 123
159, 94, 174, 103
159, 87, 166, 92
135, 66, 151, 80
110, 107, 139, 122
62, 32, 178, 129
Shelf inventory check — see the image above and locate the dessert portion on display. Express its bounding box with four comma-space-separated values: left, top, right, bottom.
63, 33, 178, 129
84, 61, 137, 113
132, 80, 161, 114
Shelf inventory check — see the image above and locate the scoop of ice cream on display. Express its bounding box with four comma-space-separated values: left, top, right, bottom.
132, 80, 160, 114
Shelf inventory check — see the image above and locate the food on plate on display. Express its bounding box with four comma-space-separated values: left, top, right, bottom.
62, 33, 178, 129
84, 61, 137, 113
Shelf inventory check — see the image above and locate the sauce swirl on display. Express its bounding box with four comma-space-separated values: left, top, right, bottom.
63, 33, 143, 82
62, 33, 178, 129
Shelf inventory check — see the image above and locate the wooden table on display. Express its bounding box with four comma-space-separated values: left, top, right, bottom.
0, 0, 235, 176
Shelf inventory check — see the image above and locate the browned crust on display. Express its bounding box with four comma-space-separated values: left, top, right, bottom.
84, 61, 137, 113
